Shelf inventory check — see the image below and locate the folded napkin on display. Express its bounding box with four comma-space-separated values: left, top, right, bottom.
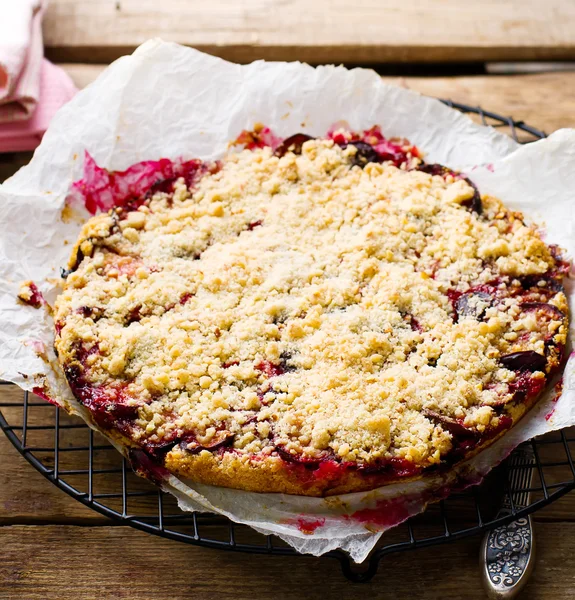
0, 0, 77, 152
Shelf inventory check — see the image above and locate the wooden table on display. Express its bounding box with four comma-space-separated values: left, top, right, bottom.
2, 3, 575, 598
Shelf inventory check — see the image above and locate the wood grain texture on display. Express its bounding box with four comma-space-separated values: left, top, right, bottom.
1, 523, 575, 599
43, 0, 575, 64
387, 72, 575, 134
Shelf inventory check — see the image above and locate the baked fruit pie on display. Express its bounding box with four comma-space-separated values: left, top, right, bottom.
52, 127, 569, 496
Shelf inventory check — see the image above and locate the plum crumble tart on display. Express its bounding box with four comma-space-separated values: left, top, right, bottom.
53, 127, 569, 496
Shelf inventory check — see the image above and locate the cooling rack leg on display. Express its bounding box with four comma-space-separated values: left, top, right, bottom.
339, 555, 379, 583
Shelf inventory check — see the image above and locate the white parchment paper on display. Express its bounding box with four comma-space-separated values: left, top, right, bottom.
1, 40, 574, 563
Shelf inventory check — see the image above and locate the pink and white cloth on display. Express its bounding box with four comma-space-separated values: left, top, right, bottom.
0, 0, 77, 152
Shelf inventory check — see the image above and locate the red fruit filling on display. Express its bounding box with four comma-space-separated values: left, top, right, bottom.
64, 345, 138, 433
233, 126, 282, 151
442, 415, 513, 465
508, 370, 547, 403
275, 444, 422, 485
402, 313, 423, 332
247, 220, 263, 230
19, 282, 45, 309
32, 386, 59, 406
68, 152, 207, 215
327, 125, 419, 168
255, 360, 286, 378
422, 409, 478, 443
179, 292, 194, 305
70, 377, 138, 432
128, 449, 171, 485
222, 360, 240, 369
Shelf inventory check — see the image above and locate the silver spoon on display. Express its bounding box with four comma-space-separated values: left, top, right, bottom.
480, 444, 536, 598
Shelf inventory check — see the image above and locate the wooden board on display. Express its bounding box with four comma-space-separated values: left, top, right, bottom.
2, 523, 575, 599
43, 0, 575, 64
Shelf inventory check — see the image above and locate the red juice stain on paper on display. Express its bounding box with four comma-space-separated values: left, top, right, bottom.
27, 339, 46, 355
348, 496, 411, 529
286, 517, 326, 534
32, 386, 59, 406
233, 126, 282, 151
545, 378, 563, 421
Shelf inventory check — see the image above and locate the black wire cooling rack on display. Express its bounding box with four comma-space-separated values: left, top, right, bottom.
1, 102, 574, 583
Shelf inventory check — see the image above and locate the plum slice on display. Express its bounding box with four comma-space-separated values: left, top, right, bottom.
275, 445, 325, 468
274, 133, 314, 157
460, 178, 483, 214
141, 429, 235, 458
500, 351, 547, 373
182, 430, 235, 454
520, 301, 565, 321
346, 141, 381, 168
418, 163, 482, 214
422, 409, 479, 441
357, 456, 422, 478
508, 370, 546, 404
418, 163, 453, 178
519, 273, 563, 297
514, 303, 566, 355
455, 291, 492, 321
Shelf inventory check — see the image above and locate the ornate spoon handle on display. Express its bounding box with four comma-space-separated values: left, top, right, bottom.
480, 445, 536, 598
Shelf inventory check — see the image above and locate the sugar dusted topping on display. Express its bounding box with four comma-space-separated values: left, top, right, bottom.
54, 136, 568, 485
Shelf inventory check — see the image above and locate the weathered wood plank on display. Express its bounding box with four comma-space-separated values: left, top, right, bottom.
389, 72, 575, 134
1, 522, 574, 598
43, 1, 575, 64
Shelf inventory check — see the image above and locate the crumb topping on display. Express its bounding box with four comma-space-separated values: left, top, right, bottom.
54, 137, 568, 474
